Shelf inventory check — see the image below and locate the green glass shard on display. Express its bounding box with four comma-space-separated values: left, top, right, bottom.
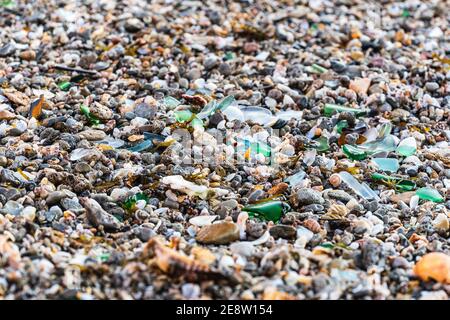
196, 100, 216, 119
336, 120, 349, 134
323, 104, 368, 117
127, 140, 153, 152
242, 201, 290, 222
313, 136, 330, 152
0, 0, 15, 8
416, 187, 444, 203
396, 137, 417, 156
122, 192, 150, 210
216, 95, 235, 112
224, 52, 235, 61
58, 81, 72, 91
311, 64, 328, 74
164, 96, 181, 109
243, 139, 271, 157
197, 95, 234, 120
80, 104, 100, 125
190, 116, 204, 129
371, 158, 399, 173
378, 122, 392, 138
342, 135, 397, 160
343, 144, 368, 160
174, 109, 193, 122
371, 173, 416, 191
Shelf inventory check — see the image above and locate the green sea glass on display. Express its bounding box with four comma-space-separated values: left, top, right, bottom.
396, 137, 417, 156
312, 136, 330, 152
416, 187, 444, 203
164, 96, 181, 109
197, 95, 235, 120
307, 64, 328, 74
342, 135, 397, 160
342, 144, 368, 160
378, 122, 392, 138
371, 158, 399, 173
323, 104, 368, 117
80, 104, 100, 125
190, 117, 204, 129
242, 201, 290, 222
122, 193, 150, 210
336, 120, 349, 134
127, 140, 153, 152
58, 81, 72, 91
371, 173, 416, 191
243, 139, 271, 157
174, 110, 193, 122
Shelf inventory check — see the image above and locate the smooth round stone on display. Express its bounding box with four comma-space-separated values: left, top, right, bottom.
291, 188, 324, 206
229, 242, 255, 257
110, 188, 129, 202
425, 82, 439, 92
269, 225, 296, 239
196, 221, 239, 244
248, 189, 266, 204
3, 200, 23, 215
21, 206, 36, 221
265, 97, 277, 109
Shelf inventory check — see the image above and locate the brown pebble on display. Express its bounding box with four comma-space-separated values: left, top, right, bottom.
267, 182, 289, 196
19, 50, 36, 61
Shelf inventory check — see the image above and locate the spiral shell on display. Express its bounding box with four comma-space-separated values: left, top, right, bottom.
329, 173, 342, 187
303, 218, 322, 233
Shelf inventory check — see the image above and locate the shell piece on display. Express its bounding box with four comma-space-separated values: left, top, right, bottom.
433, 214, 449, 231
29, 94, 45, 119
322, 204, 348, 220
144, 238, 210, 274
413, 252, 450, 284
303, 218, 322, 233
329, 173, 342, 187
161, 175, 209, 199
189, 215, 218, 227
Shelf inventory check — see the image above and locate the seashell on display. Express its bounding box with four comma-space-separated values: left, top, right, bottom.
413, 252, 450, 284
322, 204, 348, 220
303, 218, 322, 233
328, 173, 341, 187
237, 211, 249, 240
143, 238, 229, 282
433, 213, 449, 231
189, 215, 218, 227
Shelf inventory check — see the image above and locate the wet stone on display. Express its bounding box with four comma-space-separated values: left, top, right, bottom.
269, 225, 296, 239
291, 188, 324, 207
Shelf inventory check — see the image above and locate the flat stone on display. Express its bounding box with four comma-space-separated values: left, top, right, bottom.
269, 225, 296, 239
80, 197, 122, 231
349, 78, 371, 95
390, 191, 415, 204
291, 188, 324, 207
325, 190, 355, 203
0, 110, 16, 120
77, 129, 106, 141
196, 221, 239, 245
